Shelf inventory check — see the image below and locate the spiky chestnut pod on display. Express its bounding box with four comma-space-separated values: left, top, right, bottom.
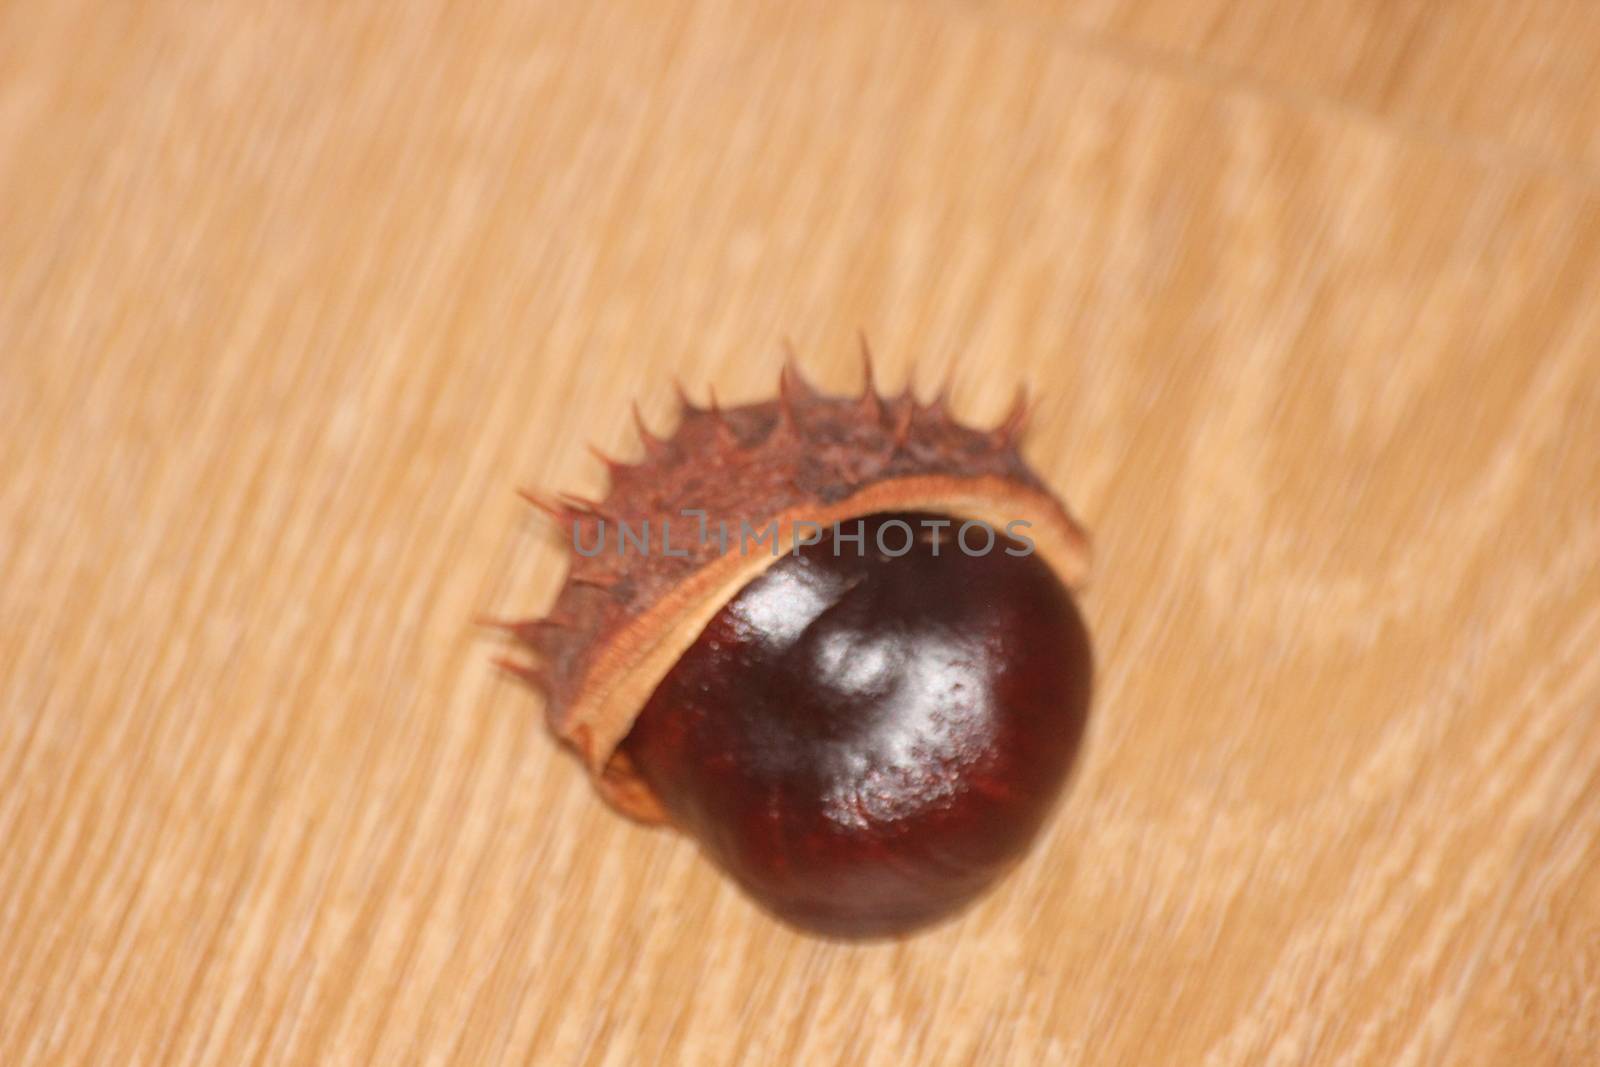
495, 345, 1092, 938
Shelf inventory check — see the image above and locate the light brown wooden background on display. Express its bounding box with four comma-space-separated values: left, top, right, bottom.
3, 1, 1598, 1064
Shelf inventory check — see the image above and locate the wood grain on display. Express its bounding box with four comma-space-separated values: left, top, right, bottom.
986, 0, 1600, 179
2, 1, 1598, 1063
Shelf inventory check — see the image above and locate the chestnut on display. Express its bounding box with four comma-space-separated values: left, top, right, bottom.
496, 349, 1093, 938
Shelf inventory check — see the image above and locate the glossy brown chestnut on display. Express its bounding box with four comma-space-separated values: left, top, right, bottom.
617, 512, 1092, 938
499, 356, 1095, 938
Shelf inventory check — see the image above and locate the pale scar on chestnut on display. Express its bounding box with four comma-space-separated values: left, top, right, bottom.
489, 343, 1093, 938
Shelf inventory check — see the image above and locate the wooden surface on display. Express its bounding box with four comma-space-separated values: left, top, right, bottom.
3, 1, 1599, 1063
